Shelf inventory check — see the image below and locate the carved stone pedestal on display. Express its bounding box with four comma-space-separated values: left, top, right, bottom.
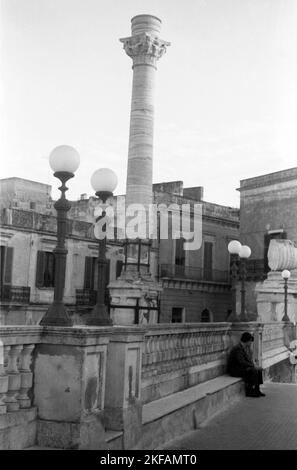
108, 269, 162, 325
256, 270, 297, 322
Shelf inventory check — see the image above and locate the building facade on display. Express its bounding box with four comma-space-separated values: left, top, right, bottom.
153, 181, 239, 322
0, 177, 239, 324
238, 167, 297, 315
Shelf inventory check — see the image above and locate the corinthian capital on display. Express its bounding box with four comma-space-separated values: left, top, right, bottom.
120, 33, 170, 67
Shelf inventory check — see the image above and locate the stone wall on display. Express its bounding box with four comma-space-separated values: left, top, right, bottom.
141, 323, 231, 403
239, 168, 297, 267
0, 178, 52, 213
0, 208, 124, 313
160, 287, 231, 322
0, 322, 296, 449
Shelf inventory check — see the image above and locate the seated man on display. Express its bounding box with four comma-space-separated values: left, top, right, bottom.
227, 332, 265, 397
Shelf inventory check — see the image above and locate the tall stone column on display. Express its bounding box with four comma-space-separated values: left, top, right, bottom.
108, 15, 169, 325
120, 14, 170, 232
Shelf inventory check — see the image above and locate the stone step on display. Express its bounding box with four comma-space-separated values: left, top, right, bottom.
25, 430, 124, 450
105, 429, 123, 450
138, 375, 245, 449
142, 375, 244, 424
105, 430, 123, 443
25, 446, 60, 450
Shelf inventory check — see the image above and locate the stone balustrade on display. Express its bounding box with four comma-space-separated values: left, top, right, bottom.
0, 327, 42, 414
262, 322, 291, 353
141, 323, 231, 403
261, 322, 296, 379
0, 286, 31, 304
0, 322, 296, 449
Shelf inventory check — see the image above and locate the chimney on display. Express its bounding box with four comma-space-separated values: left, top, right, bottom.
183, 186, 204, 201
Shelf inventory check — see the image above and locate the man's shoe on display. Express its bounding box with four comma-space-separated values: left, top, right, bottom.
245, 391, 260, 397
257, 391, 266, 397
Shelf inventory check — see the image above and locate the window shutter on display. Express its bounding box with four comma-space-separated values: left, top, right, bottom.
84, 257, 93, 289
36, 251, 46, 287
4, 247, 13, 285
204, 242, 213, 280
44, 252, 55, 288
175, 238, 185, 266
0, 246, 5, 286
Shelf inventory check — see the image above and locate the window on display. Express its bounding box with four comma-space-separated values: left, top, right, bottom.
203, 242, 213, 281
201, 308, 211, 322
0, 246, 14, 298
30, 202, 36, 210
171, 307, 184, 323
36, 251, 55, 287
175, 239, 185, 266
175, 238, 186, 277
84, 256, 110, 304
84, 257, 97, 290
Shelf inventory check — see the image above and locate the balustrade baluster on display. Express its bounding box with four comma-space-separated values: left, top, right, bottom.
5, 345, 22, 412
165, 336, 170, 361
17, 344, 34, 408
0, 344, 8, 414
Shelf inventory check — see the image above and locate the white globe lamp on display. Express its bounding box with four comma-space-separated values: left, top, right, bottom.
239, 245, 251, 259
49, 145, 80, 174
228, 240, 242, 255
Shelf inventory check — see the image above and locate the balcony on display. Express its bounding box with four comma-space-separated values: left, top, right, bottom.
160, 264, 230, 283
75, 289, 97, 306
246, 258, 267, 281
0, 286, 30, 303
75, 288, 111, 308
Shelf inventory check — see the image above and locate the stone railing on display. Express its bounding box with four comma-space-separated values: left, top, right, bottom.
0, 322, 296, 450
75, 288, 97, 305
0, 286, 31, 303
0, 327, 42, 414
262, 322, 290, 353
141, 323, 231, 403
261, 322, 296, 374
160, 264, 230, 283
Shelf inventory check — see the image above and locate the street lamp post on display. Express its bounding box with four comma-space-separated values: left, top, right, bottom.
227, 240, 251, 322
238, 245, 251, 321
281, 269, 291, 322
228, 240, 242, 321
40, 145, 80, 326
85, 168, 118, 326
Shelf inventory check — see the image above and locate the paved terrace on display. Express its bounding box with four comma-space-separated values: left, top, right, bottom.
160, 383, 297, 450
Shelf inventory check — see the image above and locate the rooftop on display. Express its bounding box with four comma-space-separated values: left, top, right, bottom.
239, 167, 297, 191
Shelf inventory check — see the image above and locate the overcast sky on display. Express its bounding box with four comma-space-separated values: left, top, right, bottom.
1, 0, 297, 206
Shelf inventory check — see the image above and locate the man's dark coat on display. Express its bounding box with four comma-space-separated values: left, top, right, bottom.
227, 342, 254, 377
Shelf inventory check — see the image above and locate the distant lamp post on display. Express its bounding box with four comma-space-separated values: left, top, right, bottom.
238, 245, 251, 321
281, 269, 291, 322
227, 240, 251, 322
40, 145, 80, 326
85, 168, 118, 326
227, 240, 242, 321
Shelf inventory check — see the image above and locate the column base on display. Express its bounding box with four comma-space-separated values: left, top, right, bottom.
40, 302, 73, 326
84, 304, 112, 326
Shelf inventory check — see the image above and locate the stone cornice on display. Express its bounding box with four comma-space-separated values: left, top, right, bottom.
0, 223, 124, 246
238, 168, 297, 192
0, 231, 14, 239
161, 278, 231, 291
202, 214, 239, 228
120, 33, 170, 67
